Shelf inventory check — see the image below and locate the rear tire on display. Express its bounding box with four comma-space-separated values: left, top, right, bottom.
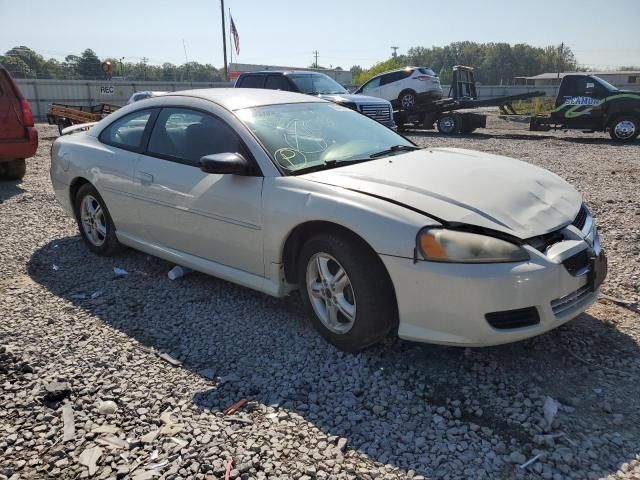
0, 159, 26, 180
437, 113, 461, 134
297, 232, 397, 352
74, 183, 123, 255
609, 115, 639, 142
398, 90, 417, 111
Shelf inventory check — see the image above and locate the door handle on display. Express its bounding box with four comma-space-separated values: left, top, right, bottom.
135, 171, 154, 185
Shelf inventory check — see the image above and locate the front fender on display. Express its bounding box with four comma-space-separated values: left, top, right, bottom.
262, 176, 439, 267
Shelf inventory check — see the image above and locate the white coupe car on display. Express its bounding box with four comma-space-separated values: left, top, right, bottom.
50, 89, 607, 352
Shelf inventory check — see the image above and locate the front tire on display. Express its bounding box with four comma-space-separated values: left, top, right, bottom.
609, 115, 639, 142
297, 233, 397, 352
74, 183, 122, 255
0, 159, 26, 180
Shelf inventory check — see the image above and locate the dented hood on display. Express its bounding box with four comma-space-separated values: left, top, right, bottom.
304, 148, 582, 239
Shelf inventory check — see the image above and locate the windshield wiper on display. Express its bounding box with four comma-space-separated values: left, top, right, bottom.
290, 158, 371, 176
369, 145, 420, 159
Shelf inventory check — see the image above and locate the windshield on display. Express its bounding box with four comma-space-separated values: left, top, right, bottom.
289, 74, 348, 94
592, 76, 619, 92
237, 103, 414, 174
418, 67, 437, 76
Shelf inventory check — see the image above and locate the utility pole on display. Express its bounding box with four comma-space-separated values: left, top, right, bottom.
313, 50, 319, 68
557, 42, 564, 81
390, 46, 399, 58
141, 57, 148, 80
220, 0, 228, 80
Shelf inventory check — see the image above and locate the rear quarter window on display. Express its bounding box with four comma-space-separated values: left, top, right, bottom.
237, 75, 265, 88
99, 109, 154, 152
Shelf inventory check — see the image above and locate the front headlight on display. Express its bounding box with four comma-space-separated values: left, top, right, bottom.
417, 228, 530, 263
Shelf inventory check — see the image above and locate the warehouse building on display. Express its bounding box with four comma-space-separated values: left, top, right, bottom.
515, 71, 640, 90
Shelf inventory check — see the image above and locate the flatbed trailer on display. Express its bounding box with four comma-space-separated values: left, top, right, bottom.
394, 66, 545, 134
47, 103, 120, 134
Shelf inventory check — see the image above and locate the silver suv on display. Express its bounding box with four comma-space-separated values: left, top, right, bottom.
235, 71, 395, 128
354, 67, 443, 110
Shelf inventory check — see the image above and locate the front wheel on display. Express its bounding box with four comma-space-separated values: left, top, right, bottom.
609, 116, 639, 142
74, 183, 123, 255
297, 233, 397, 352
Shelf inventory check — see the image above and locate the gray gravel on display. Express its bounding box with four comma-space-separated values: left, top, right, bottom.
0, 122, 639, 479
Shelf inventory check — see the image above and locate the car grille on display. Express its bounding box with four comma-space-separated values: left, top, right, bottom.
358, 104, 392, 123
563, 249, 590, 276
485, 307, 540, 330
551, 284, 594, 317
527, 204, 592, 253
572, 204, 589, 231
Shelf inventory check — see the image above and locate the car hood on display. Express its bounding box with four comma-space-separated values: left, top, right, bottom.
317, 93, 391, 106
303, 148, 582, 239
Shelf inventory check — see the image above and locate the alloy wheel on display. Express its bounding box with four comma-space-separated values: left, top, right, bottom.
306, 252, 357, 334
614, 120, 636, 140
80, 195, 107, 247
401, 94, 415, 109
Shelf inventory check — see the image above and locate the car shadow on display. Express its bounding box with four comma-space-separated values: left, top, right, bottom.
28, 237, 640, 478
0, 179, 26, 203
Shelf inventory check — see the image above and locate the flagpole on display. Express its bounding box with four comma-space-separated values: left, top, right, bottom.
220, 0, 228, 80
229, 7, 233, 69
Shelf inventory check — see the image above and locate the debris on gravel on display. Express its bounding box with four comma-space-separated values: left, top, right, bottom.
0, 123, 639, 479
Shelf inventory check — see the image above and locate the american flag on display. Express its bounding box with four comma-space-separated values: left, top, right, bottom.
230, 14, 240, 56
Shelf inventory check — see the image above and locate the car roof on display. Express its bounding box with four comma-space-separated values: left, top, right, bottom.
163, 88, 326, 110
240, 70, 327, 76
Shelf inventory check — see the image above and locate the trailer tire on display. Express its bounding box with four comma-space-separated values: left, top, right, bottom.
57, 119, 72, 136
437, 113, 460, 134
609, 115, 639, 142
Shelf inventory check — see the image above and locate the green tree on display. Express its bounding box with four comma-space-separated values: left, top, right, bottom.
353, 58, 403, 85
77, 49, 103, 79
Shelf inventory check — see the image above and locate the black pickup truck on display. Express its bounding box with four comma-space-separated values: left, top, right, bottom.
530, 74, 640, 142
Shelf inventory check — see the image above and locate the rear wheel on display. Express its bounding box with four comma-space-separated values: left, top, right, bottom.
297, 233, 397, 352
437, 113, 461, 134
609, 115, 639, 142
74, 183, 123, 255
398, 90, 417, 111
0, 159, 26, 180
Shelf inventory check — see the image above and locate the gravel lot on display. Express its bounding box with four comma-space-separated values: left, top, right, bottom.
1, 121, 639, 480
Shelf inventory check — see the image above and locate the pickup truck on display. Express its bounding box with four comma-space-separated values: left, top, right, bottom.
235, 71, 396, 129
529, 74, 640, 142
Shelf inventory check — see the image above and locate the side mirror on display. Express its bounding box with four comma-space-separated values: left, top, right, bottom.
200, 153, 250, 175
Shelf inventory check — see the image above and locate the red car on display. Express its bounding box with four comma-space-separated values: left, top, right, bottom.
0, 64, 38, 180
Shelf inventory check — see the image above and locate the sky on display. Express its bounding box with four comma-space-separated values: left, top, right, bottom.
1, 0, 639, 71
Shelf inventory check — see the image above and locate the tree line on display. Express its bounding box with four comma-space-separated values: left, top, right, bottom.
0, 46, 225, 82
1, 43, 632, 86
351, 42, 581, 85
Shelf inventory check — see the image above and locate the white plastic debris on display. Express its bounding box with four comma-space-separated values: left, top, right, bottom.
91, 290, 103, 299
52, 264, 59, 271
167, 265, 192, 280
113, 267, 128, 276
543, 396, 559, 428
